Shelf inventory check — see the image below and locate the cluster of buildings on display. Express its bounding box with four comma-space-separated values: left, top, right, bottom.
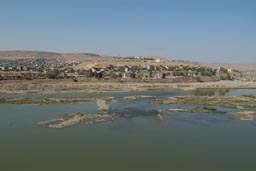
0, 57, 242, 81
71, 64, 240, 82
0, 58, 81, 80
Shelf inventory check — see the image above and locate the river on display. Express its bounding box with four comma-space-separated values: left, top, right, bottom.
0, 89, 256, 171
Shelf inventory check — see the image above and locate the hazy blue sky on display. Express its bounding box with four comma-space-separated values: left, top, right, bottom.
0, 0, 255, 62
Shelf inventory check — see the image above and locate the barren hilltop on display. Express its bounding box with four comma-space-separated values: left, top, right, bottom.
0, 50, 201, 67
0, 50, 106, 61
0, 51, 61, 59
1, 51, 254, 69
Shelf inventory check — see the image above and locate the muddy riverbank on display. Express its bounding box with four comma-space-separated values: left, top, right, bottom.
0, 80, 256, 94
150, 94, 256, 109
0, 97, 114, 104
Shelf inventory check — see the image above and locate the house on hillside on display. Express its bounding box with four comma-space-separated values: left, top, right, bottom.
0, 66, 5, 71
155, 59, 161, 63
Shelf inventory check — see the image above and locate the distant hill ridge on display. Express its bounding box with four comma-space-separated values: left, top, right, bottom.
1, 51, 255, 72
0, 50, 103, 60
0, 51, 60, 58
0, 50, 172, 63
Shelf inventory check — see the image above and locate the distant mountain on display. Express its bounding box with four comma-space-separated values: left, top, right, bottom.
0, 50, 106, 61
0, 51, 61, 59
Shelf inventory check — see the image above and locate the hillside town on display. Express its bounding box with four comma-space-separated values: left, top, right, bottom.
0, 56, 244, 82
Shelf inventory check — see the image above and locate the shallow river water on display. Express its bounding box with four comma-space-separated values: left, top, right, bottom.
0, 89, 256, 171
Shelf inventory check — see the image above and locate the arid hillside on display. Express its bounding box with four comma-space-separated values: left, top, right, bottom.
0, 50, 201, 67
0, 50, 110, 61
0, 51, 61, 59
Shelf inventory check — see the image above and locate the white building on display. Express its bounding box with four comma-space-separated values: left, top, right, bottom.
155, 59, 161, 63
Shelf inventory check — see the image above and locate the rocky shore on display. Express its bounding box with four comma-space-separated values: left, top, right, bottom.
157, 107, 217, 114
150, 94, 256, 109
0, 97, 114, 104
227, 111, 256, 121
36, 112, 118, 129
0, 80, 256, 94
